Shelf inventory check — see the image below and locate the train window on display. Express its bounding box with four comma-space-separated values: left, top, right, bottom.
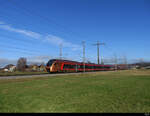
80, 65, 83, 69
63, 64, 68, 69
47, 60, 55, 66
98, 66, 101, 69
68, 65, 70, 68
89, 66, 92, 69
68, 64, 72, 69
77, 65, 80, 68
105, 66, 110, 69
71, 65, 74, 69
89, 66, 91, 69
63, 64, 77, 69
85, 65, 88, 69
74, 65, 76, 68
64, 64, 70, 69
69, 65, 72, 69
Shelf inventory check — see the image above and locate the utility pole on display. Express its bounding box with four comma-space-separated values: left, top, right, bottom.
59, 43, 62, 59
93, 41, 105, 64
82, 41, 85, 72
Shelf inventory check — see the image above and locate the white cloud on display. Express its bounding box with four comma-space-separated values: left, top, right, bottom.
45, 34, 82, 51
71, 44, 82, 51
0, 21, 5, 24
27, 55, 52, 63
0, 21, 81, 51
45, 35, 64, 46
0, 25, 42, 39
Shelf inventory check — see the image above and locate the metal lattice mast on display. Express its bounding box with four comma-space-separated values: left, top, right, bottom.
93, 41, 105, 64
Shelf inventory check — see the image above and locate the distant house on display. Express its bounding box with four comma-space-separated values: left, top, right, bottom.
4, 64, 14, 69
4, 69, 9, 72
24, 64, 46, 72
128, 64, 140, 69
38, 64, 46, 72
117, 64, 128, 70
3, 64, 16, 72
27, 64, 39, 71
9, 66, 16, 72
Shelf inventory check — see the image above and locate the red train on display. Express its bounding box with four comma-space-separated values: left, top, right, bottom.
46, 59, 115, 73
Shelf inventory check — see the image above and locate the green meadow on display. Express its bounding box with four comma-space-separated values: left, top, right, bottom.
0, 70, 150, 113
0, 71, 48, 76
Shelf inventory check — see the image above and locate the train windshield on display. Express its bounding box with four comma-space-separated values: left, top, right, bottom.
47, 60, 55, 66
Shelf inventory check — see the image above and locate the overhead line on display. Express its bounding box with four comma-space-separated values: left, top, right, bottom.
0, 33, 54, 53
0, 36, 45, 54
0, 44, 42, 55
8, 1, 87, 40
1, 48, 39, 56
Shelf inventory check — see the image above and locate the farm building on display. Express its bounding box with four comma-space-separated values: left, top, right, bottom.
38, 64, 46, 72
3, 64, 16, 72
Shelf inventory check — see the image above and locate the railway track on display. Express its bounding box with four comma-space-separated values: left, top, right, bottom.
0, 71, 100, 80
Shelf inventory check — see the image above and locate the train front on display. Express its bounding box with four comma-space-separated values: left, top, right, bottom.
46, 59, 56, 73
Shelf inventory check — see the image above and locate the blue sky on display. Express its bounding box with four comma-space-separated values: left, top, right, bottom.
0, 0, 150, 65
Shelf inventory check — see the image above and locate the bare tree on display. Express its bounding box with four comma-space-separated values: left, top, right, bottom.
17, 57, 27, 71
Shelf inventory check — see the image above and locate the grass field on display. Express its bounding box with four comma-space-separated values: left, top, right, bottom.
0, 71, 48, 76
0, 69, 150, 113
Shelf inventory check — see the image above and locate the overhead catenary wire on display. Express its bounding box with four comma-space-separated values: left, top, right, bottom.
0, 1, 123, 64
0, 2, 85, 59
0, 1, 92, 62
0, 32, 61, 56
0, 44, 42, 55
8, 0, 88, 39
0, 39, 42, 54
0, 30, 61, 54
2, 1, 85, 41
0, 34, 47, 54
0, 2, 84, 56
1, 48, 39, 56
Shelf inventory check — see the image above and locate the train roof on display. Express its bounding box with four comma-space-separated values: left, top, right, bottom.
48, 59, 113, 66
49, 59, 82, 64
